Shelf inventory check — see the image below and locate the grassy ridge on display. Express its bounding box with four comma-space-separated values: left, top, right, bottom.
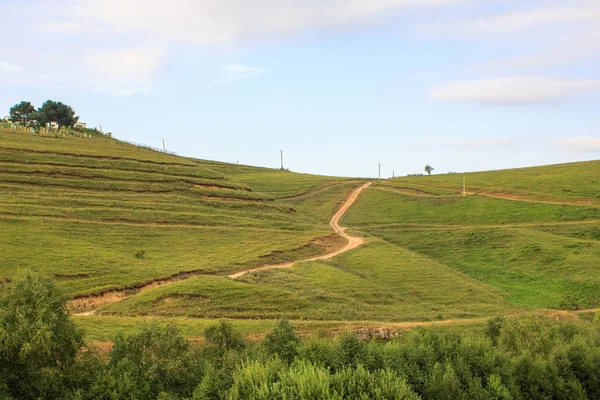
391, 160, 600, 204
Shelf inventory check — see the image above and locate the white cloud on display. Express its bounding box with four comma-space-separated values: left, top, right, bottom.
84, 47, 164, 79
48, 0, 478, 46
215, 64, 270, 84
552, 136, 600, 152
422, 1, 600, 72
0, 48, 161, 96
0, 61, 22, 74
423, 2, 600, 37
429, 77, 600, 104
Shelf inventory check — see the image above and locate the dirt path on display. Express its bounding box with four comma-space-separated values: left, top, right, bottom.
69, 182, 372, 315
466, 191, 598, 207
375, 184, 596, 207
227, 182, 372, 279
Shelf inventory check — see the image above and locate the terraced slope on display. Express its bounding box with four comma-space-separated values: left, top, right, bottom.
0, 129, 359, 298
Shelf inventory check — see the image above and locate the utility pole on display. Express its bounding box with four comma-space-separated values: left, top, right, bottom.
378, 162, 381, 180
280, 150, 284, 170
392, 170, 395, 179
463, 176, 466, 198
162, 139, 166, 152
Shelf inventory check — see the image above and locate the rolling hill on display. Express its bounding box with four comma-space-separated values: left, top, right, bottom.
1, 125, 598, 340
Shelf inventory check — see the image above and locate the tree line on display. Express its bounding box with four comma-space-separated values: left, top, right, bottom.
1, 272, 600, 399
8, 100, 79, 131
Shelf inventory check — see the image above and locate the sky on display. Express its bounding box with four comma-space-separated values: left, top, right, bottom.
1, 0, 599, 178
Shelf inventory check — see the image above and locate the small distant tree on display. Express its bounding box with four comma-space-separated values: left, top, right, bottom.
38, 100, 79, 131
424, 165, 434, 175
9, 101, 36, 126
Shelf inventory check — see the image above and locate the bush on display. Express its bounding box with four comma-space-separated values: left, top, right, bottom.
263, 319, 300, 363
101, 322, 201, 399
0, 272, 83, 399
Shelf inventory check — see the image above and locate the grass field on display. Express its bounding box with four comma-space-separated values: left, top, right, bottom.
1, 127, 599, 339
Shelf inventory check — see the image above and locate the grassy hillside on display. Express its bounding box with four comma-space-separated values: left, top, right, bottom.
2, 127, 598, 339
0, 129, 359, 298
344, 162, 600, 311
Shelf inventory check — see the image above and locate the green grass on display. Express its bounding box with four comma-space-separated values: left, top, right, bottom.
365, 226, 600, 309
343, 188, 599, 227
1, 218, 332, 295
98, 242, 511, 321
73, 314, 494, 342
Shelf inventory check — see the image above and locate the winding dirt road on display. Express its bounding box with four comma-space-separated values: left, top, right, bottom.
227, 182, 372, 279
70, 182, 372, 315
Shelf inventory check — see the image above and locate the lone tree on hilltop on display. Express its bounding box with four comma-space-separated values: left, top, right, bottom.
424, 165, 434, 175
38, 100, 79, 131
9, 101, 36, 126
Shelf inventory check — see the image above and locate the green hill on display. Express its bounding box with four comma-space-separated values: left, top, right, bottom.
1, 127, 599, 339
0, 129, 360, 299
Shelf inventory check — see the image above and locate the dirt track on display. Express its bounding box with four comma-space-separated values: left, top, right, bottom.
69, 182, 372, 315
227, 182, 372, 279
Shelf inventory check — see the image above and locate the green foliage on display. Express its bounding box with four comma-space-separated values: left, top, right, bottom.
9, 101, 36, 127
205, 321, 245, 355
424, 165, 434, 175
263, 319, 301, 363
0, 272, 83, 399
101, 322, 200, 399
337, 332, 367, 368
3, 279, 600, 400
486, 316, 505, 345
38, 100, 79, 131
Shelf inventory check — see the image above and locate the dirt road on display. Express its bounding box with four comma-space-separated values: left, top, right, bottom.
227, 182, 372, 279
70, 182, 372, 314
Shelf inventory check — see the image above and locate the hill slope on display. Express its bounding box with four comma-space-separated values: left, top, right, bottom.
1, 128, 598, 336
0, 129, 360, 298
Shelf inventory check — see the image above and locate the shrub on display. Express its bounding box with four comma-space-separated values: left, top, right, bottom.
0, 272, 83, 399
263, 319, 301, 363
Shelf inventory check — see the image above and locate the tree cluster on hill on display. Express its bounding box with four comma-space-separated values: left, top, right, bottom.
9, 100, 79, 131
1, 273, 600, 399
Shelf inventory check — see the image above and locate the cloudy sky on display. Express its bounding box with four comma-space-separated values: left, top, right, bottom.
1, 0, 599, 177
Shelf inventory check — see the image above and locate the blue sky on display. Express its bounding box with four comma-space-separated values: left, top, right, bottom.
1, 0, 599, 177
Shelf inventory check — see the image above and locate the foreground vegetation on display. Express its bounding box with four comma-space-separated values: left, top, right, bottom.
3, 273, 600, 399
